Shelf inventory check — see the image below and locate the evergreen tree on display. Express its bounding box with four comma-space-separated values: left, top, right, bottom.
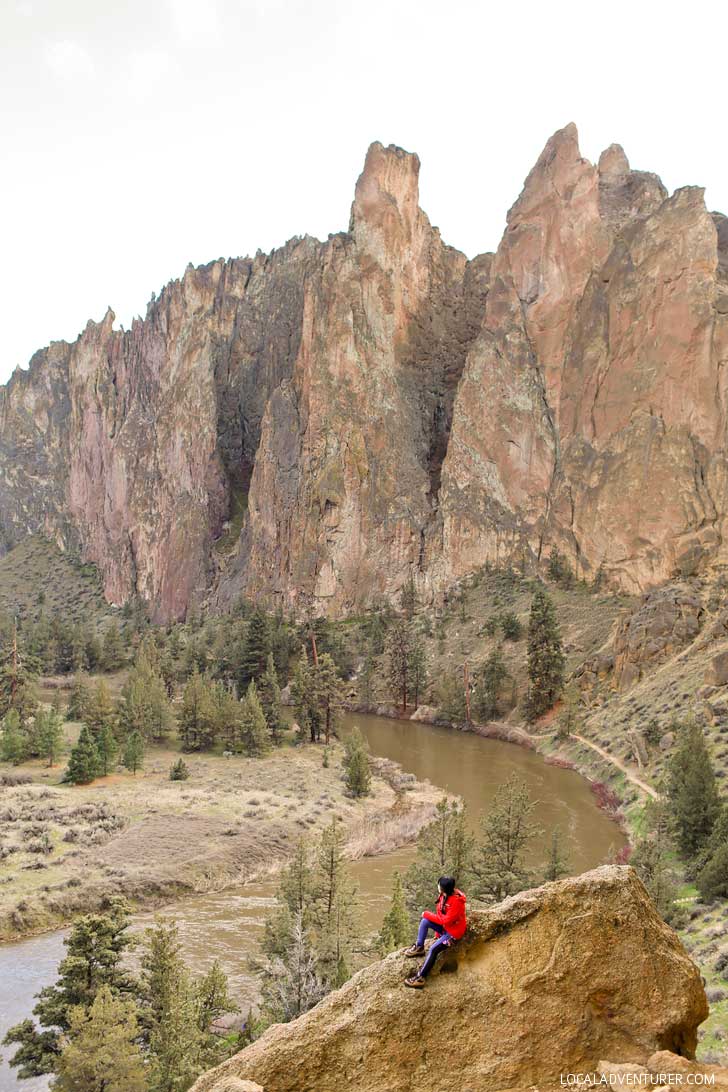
475, 644, 509, 721
696, 805, 728, 900
524, 588, 565, 722
543, 826, 570, 882
140, 919, 204, 1092
556, 680, 583, 740
178, 670, 216, 752
258, 652, 285, 745
631, 800, 684, 923
1, 708, 27, 765
385, 619, 413, 711
238, 608, 271, 691
473, 774, 541, 901
54, 987, 146, 1092
409, 632, 428, 708
35, 707, 64, 767
169, 757, 190, 781
100, 623, 126, 672
667, 717, 722, 858
377, 872, 410, 954
316, 652, 346, 745
209, 679, 241, 751
123, 730, 145, 775
314, 818, 359, 988
85, 680, 116, 741
195, 961, 237, 1067
405, 798, 474, 915
0, 633, 39, 721
66, 672, 91, 722
261, 838, 316, 961
343, 727, 371, 797
435, 672, 468, 723
65, 724, 101, 784
118, 662, 174, 742
400, 572, 418, 620
260, 911, 326, 1023
547, 545, 572, 586
240, 681, 270, 757
3, 901, 135, 1077
97, 724, 119, 776
290, 655, 321, 743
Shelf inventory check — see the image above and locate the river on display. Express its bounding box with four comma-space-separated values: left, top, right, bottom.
0, 711, 624, 1091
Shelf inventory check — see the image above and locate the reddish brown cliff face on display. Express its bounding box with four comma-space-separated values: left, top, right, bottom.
1, 129, 727, 620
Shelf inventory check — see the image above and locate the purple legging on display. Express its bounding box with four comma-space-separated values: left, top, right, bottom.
416, 918, 454, 978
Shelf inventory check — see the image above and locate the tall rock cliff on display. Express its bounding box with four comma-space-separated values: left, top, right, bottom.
1, 128, 727, 620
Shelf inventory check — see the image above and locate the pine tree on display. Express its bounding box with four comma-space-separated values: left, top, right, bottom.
524, 588, 565, 722
343, 727, 371, 797
314, 818, 359, 988
196, 961, 237, 1067
209, 679, 242, 752
556, 680, 583, 741
240, 682, 270, 757
1, 708, 26, 765
377, 872, 410, 954
3, 901, 135, 1077
385, 619, 413, 711
473, 774, 541, 901
631, 801, 684, 923
409, 632, 428, 708
475, 644, 509, 721
118, 661, 175, 742
238, 608, 271, 691
178, 670, 216, 752
316, 652, 346, 745
290, 655, 321, 743
258, 652, 285, 745
97, 724, 119, 776
65, 724, 101, 784
0, 630, 39, 721
169, 757, 190, 781
405, 798, 474, 914
262, 838, 316, 961
35, 707, 64, 767
123, 731, 145, 776
66, 672, 90, 722
101, 623, 126, 672
85, 680, 116, 741
140, 919, 204, 1092
54, 987, 146, 1092
400, 572, 418, 620
543, 826, 570, 882
667, 717, 722, 857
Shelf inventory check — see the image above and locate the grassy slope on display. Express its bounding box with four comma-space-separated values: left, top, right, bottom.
0, 535, 118, 627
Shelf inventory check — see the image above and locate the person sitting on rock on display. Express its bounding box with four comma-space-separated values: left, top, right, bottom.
404, 875, 467, 989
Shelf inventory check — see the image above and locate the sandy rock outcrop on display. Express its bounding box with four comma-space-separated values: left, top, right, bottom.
190, 867, 707, 1092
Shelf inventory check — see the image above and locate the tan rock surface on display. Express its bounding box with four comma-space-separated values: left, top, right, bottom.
190, 867, 707, 1092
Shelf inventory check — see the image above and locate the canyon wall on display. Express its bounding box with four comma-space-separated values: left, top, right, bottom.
2, 127, 727, 620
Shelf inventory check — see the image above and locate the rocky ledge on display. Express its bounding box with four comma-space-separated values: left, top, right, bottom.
191, 866, 714, 1092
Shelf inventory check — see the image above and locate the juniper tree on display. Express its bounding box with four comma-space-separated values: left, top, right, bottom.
473, 774, 541, 901
343, 727, 371, 797
262, 838, 317, 961
3, 901, 136, 1078
36, 707, 64, 767
409, 632, 428, 708
475, 644, 509, 721
178, 669, 216, 751
400, 572, 418, 620
696, 805, 728, 900
238, 608, 271, 692
666, 717, 722, 858
631, 800, 683, 923
240, 681, 270, 756
543, 826, 570, 882
385, 619, 413, 711
524, 587, 565, 722
315, 818, 359, 988
65, 724, 101, 784
100, 623, 126, 672
53, 987, 146, 1092
1, 708, 26, 765
291, 655, 321, 743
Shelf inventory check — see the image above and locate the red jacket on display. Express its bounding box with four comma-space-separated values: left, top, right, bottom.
423, 889, 467, 940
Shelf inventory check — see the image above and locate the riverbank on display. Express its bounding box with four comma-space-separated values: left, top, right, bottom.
0, 739, 441, 944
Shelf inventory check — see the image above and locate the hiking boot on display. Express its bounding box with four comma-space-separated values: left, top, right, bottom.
404, 975, 426, 989
403, 944, 425, 957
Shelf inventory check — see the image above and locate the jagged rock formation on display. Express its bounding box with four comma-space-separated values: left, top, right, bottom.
2, 127, 727, 621
190, 867, 708, 1092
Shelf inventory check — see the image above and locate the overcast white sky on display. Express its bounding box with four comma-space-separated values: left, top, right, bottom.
1, 0, 726, 385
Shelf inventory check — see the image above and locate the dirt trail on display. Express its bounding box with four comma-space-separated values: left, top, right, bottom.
571, 732, 659, 800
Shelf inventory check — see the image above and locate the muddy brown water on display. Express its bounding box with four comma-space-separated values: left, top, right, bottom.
0, 712, 625, 1091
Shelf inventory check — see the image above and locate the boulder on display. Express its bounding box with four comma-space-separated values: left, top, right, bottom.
409, 705, 438, 723
191, 867, 707, 1092
705, 649, 728, 687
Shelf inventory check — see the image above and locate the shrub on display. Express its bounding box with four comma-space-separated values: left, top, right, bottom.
169, 758, 190, 782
